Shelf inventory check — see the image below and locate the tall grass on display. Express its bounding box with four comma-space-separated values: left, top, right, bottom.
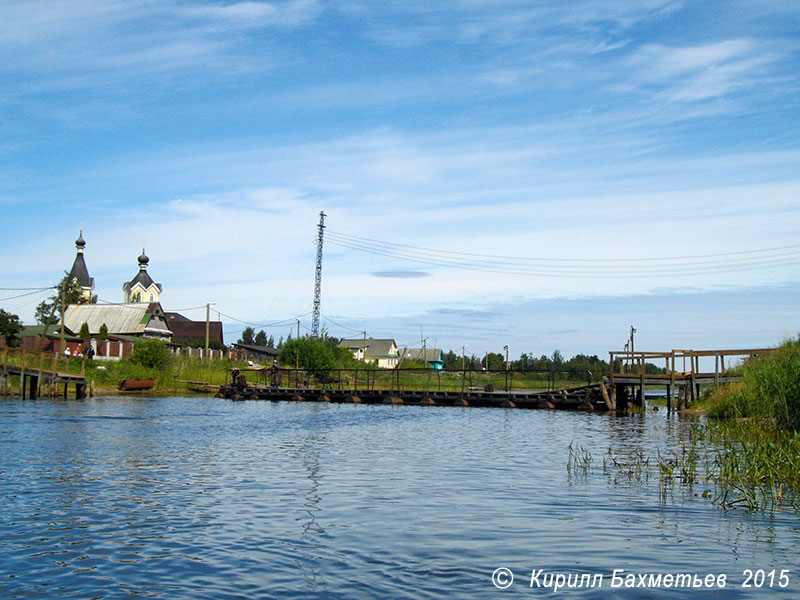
705, 337, 800, 430
708, 421, 799, 511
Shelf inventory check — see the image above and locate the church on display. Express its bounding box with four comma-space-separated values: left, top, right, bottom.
67, 230, 95, 302
122, 249, 162, 304
59, 231, 223, 348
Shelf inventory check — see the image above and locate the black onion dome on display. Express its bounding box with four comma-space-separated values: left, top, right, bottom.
138, 250, 149, 266
75, 231, 86, 248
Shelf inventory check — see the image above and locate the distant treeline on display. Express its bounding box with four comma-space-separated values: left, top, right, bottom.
441, 349, 665, 377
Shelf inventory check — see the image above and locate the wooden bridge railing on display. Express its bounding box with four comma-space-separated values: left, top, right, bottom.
1, 347, 87, 378
608, 347, 776, 389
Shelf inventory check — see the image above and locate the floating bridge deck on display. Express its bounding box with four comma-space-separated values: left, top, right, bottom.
218, 382, 608, 411
219, 347, 774, 412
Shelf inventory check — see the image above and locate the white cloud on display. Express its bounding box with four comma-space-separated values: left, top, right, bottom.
177, 0, 320, 28
625, 39, 781, 103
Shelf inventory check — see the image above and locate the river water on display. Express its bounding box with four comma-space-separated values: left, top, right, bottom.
0, 397, 797, 599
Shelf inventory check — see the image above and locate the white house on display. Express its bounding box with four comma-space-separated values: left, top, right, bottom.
339, 338, 400, 369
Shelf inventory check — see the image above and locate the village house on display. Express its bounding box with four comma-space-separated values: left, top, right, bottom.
165, 312, 224, 347
339, 337, 400, 369
401, 348, 445, 370
231, 343, 278, 365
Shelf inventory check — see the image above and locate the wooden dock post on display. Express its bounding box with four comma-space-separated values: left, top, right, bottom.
639, 357, 646, 410
20, 351, 27, 399
600, 382, 614, 411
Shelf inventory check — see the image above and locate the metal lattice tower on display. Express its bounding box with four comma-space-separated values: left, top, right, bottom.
312, 211, 326, 337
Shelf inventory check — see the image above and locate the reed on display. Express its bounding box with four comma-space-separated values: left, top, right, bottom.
705, 337, 800, 430
568, 419, 799, 513
566, 442, 593, 477
707, 421, 799, 511
602, 447, 651, 482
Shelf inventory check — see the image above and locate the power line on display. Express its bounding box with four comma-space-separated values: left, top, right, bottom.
325, 230, 800, 278
0, 289, 55, 302
167, 305, 209, 312
216, 309, 312, 329
328, 230, 800, 263
321, 313, 365, 334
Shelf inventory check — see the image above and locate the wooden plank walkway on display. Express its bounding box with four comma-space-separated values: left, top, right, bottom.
217, 379, 609, 411
1, 348, 87, 399
607, 348, 774, 410
218, 346, 775, 413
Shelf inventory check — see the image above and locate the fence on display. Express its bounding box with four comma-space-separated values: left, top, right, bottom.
236, 366, 602, 394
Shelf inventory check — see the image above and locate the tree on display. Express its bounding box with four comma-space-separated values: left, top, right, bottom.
334, 345, 374, 369
129, 338, 169, 369
98, 323, 109, 340
35, 272, 96, 326
0, 309, 22, 347
254, 330, 267, 346
443, 350, 460, 370
267, 335, 275, 347
238, 327, 255, 345
79, 322, 91, 340
484, 352, 505, 371
278, 336, 335, 378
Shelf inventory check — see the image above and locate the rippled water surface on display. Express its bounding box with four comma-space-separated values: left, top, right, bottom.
1, 397, 798, 598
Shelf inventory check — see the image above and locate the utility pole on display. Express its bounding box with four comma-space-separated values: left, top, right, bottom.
59, 282, 66, 354
312, 211, 326, 338
504, 345, 509, 392
205, 303, 210, 357
205, 302, 216, 358
630, 326, 636, 355
461, 345, 466, 395
296, 319, 300, 340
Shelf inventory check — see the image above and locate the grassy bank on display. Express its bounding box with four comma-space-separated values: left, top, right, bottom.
693, 337, 800, 510
85, 355, 247, 395
702, 337, 800, 430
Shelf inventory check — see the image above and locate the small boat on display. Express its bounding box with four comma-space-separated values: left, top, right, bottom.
118, 379, 155, 392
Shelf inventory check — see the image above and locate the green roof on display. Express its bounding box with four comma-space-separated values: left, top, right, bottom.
339, 338, 399, 359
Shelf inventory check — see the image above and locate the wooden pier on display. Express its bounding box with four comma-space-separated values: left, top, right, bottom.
1, 348, 88, 399
607, 348, 774, 411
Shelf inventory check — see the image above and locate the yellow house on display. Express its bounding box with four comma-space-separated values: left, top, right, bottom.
122, 249, 162, 303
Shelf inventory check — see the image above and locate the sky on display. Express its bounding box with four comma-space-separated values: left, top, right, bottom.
1, 0, 799, 360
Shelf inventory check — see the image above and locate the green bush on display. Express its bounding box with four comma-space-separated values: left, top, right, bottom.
129, 338, 170, 369
278, 337, 335, 377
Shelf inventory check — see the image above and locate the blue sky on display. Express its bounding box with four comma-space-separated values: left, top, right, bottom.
2, 0, 799, 359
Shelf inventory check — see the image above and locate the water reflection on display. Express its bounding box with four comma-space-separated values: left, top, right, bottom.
0, 397, 798, 599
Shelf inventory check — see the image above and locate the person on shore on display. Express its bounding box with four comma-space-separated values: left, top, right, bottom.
271, 359, 280, 389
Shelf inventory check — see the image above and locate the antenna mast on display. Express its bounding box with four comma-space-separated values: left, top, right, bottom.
312, 211, 326, 337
